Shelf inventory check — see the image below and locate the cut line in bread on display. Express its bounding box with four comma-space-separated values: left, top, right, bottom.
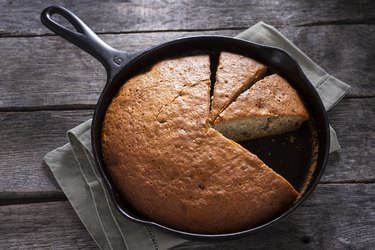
213, 74, 310, 141
209, 52, 268, 122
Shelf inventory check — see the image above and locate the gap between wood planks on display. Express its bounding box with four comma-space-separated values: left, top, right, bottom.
1, 182, 373, 206
0, 104, 96, 112
296, 18, 375, 27
0, 192, 66, 206
0, 28, 245, 39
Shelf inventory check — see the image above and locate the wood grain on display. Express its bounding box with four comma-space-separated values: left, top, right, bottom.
0, 201, 98, 249
322, 98, 375, 183
0, 0, 373, 37
0, 25, 373, 110
0, 99, 373, 198
1, 184, 374, 249
0, 110, 93, 194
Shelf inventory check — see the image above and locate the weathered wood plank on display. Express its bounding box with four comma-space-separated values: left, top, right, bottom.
0, 0, 372, 37
322, 98, 375, 183
0, 25, 373, 110
280, 25, 375, 98
1, 184, 374, 249
0, 99, 373, 197
0, 110, 93, 194
0, 201, 98, 249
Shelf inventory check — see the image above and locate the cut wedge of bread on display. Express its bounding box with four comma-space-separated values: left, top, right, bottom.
209, 52, 267, 122
213, 74, 310, 141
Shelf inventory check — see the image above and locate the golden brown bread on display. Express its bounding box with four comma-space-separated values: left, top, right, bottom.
210, 52, 267, 122
214, 74, 310, 141
102, 55, 298, 234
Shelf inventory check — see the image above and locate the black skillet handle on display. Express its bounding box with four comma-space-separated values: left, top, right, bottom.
41, 6, 136, 79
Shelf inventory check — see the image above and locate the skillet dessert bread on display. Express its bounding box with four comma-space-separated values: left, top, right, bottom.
213, 74, 310, 141
209, 52, 268, 122
102, 54, 299, 234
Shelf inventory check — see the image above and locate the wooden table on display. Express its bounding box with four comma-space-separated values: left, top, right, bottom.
1, 1, 374, 249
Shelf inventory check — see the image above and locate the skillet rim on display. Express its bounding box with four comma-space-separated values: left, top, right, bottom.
91, 35, 330, 240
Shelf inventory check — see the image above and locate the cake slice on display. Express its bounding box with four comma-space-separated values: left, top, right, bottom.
213, 74, 310, 141
209, 52, 267, 122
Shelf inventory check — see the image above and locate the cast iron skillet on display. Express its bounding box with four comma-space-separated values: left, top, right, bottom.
41, 6, 329, 240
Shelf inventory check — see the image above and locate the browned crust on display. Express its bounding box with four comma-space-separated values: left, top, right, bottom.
102, 55, 298, 234
215, 74, 310, 124
209, 52, 268, 122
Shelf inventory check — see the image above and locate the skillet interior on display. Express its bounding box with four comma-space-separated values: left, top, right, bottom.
91, 36, 329, 239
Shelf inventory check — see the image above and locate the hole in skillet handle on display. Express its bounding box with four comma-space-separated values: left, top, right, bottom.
46, 11, 78, 34
40, 6, 137, 80
41, 6, 85, 34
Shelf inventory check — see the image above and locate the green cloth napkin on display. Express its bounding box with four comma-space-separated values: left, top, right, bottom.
43, 22, 350, 250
